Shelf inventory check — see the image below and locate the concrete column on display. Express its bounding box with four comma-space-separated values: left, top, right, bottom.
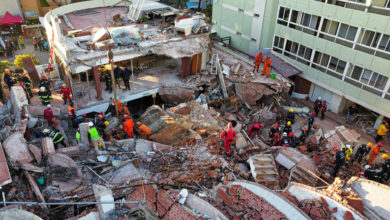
93, 184, 115, 219
374, 115, 384, 130
93, 66, 102, 100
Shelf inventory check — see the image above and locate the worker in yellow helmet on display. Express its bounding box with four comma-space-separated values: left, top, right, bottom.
352, 142, 372, 164
283, 121, 292, 134
380, 154, 390, 182
286, 108, 295, 124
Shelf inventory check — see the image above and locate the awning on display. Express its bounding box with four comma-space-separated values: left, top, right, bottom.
261, 50, 302, 78
0, 12, 23, 25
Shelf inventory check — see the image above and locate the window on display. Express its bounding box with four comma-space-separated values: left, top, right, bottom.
322, 20, 339, 35
278, 7, 290, 21
273, 36, 284, 49
351, 66, 363, 80
378, 34, 390, 51
337, 24, 357, 41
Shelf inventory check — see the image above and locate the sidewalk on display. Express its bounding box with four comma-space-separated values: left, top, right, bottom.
0, 38, 50, 65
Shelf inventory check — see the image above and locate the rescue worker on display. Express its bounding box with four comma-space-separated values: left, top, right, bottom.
122, 67, 131, 90
121, 105, 130, 117
283, 121, 292, 134
332, 145, 347, 177
20, 83, 30, 104
347, 104, 358, 121
364, 165, 381, 182
18, 36, 24, 49
59, 84, 72, 105
105, 71, 112, 92
39, 75, 50, 93
20, 73, 33, 97
345, 145, 353, 165
248, 123, 264, 139
137, 122, 151, 140
375, 122, 388, 143
111, 98, 123, 116
123, 115, 135, 138
76, 128, 81, 144
43, 128, 67, 148
253, 52, 263, 73
114, 65, 122, 87
220, 123, 236, 156
368, 142, 383, 166
288, 132, 297, 148
72, 113, 87, 129
298, 127, 308, 145
262, 55, 272, 77
308, 111, 315, 134
38, 87, 52, 105
111, 125, 127, 140
68, 102, 76, 120
269, 123, 280, 139
380, 154, 390, 182
321, 100, 327, 120
286, 108, 295, 124
88, 122, 105, 154
44, 104, 54, 126
314, 97, 322, 117
281, 132, 290, 147
32, 37, 38, 50
272, 133, 281, 146
3, 69, 16, 90
352, 143, 372, 163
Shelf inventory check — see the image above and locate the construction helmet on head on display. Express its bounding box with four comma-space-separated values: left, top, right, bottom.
261, 123, 265, 127
318, 97, 322, 100
40, 87, 46, 92
254, 124, 260, 129
124, 114, 129, 119
382, 154, 389, 159
311, 111, 316, 116
43, 129, 50, 134
20, 82, 24, 87
289, 132, 294, 137
136, 121, 141, 126
41, 75, 47, 79
62, 83, 66, 87
47, 104, 51, 108
22, 73, 26, 77
365, 165, 370, 170
283, 132, 287, 137
274, 123, 278, 128
367, 142, 372, 148
378, 142, 383, 147
340, 145, 346, 151
98, 115, 103, 120
289, 108, 294, 113
275, 133, 279, 136
302, 127, 307, 131
346, 144, 351, 149
287, 121, 291, 126
323, 100, 327, 104
104, 121, 109, 126
88, 122, 94, 127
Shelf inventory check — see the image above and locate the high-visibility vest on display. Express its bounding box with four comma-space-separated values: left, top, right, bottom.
68, 106, 76, 116
76, 132, 80, 142
88, 127, 100, 141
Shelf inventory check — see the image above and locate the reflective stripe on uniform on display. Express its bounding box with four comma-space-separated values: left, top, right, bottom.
52, 132, 64, 144
88, 127, 100, 141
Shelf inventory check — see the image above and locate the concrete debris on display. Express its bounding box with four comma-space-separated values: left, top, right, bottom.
0, 208, 43, 220
159, 88, 194, 105
93, 184, 115, 219
47, 153, 82, 193
21, 163, 43, 173
235, 82, 274, 106
24, 171, 49, 212
0, 143, 12, 187
248, 154, 279, 188
108, 162, 142, 185
10, 86, 28, 122
28, 144, 42, 164
42, 137, 55, 156
3, 132, 34, 166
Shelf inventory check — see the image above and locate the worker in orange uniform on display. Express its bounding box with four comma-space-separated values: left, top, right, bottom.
220, 123, 236, 156
59, 84, 72, 105
253, 52, 263, 73
111, 97, 123, 116
368, 142, 383, 166
262, 55, 272, 77
136, 122, 151, 140
68, 102, 76, 120
123, 114, 134, 138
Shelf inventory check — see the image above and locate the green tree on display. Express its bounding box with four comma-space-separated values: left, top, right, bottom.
175, 0, 186, 9
14, 54, 40, 69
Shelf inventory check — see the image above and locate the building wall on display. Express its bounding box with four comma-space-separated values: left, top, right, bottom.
212, 0, 279, 54
0, 0, 23, 17
271, 0, 390, 117
19, 0, 41, 18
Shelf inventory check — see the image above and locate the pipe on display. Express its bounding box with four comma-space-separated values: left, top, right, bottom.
1, 201, 138, 206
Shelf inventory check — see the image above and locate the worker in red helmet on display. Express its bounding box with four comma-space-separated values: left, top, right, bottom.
288, 132, 297, 148
269, 123, 280, 139
3, 69, 16, 90
221, 123, 236, 156
262, 55, 272, 77
44, 104, 54, 126
299, 127, 308, 145
248, 123, 264, 138
20, 82, 31, 104
321, 100, 327, 120
20, 72, 33, 97
368, 142, 383, 166
308, 111, 315, 134
253, 52, 263, 73
271, 133, 281, 146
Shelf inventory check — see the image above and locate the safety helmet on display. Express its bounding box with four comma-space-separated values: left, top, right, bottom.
311, 111, 315, 116
365, 165, 370, 170
283, 132, 287, 137
40, 87, 46, 92
289, 132, 294, 137
274, 123, 278, 128
378, 142, 383, 147
98, 142, 102, 147
100, 112, 103, 115
333, 146, 339, 151
20, 82, 24, 87
82, 113, 87, 117
124, 114, 130, 119
346, 144, 351, 149
359, 171, 364, 176
259, 52, 263, 55
43, 129, 50, 134
261, 123, 265, 127
302, 127, 307, 131
289, 108, 294, 113
41, 75, 47, 79
275, 133, 279, 136
98, 115, 103, 120
5, 69, 10, 74
136, 121, 141, 126
22, 73, 26, 77
104, 121, 109, 126
382, 154, 389, 159
340, 145, 346, 151
323, 100, 327, 104
367, 142, 372, 148
318, 97, 322, 100
254, 124, 260, 129
386, 122, 389, 126
47, 104, 51, 108
266, 55, 270, 59
287, 121, 291, 126
62, 83, 66, 87
88, 122, 94, 127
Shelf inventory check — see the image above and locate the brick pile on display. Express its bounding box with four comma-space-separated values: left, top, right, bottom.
125, 185, 197, 219
212, 184, 286, 220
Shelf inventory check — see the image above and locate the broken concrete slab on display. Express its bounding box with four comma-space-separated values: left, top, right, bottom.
108, 162, 142, 185
28, 144, 42, 164
92, 184, 115, 219
47, 153, 82, 193
0, 143, 12, 187
42, 137, 55, 155
185, 193, 228, 220
248, 154, 279, 187
27, 105, 61, 117
335, 126, 360, 144
77, 212, 99, 220
21, 163, 43, 173
79, 122, 90, 147
235, 82, 274, 106
347, 177, 390, 219
159, 87, 194, 105
10, 86, 28, 122
286, 182, 365, 220
0, 208, 43, 220
56, 146, 80, 156
3, 132, 34, 165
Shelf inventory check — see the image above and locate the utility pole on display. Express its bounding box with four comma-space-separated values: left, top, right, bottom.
107, 49, 118, 116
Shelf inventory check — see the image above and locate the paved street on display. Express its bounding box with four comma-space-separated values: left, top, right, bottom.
0, 37, 50, 65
